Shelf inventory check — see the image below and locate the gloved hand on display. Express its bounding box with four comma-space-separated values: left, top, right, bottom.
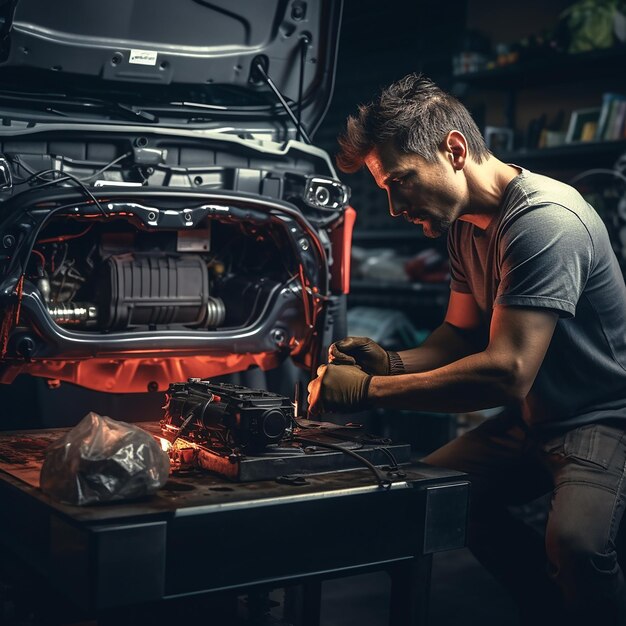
329, 336, 405, 376
307, 364, 372, 415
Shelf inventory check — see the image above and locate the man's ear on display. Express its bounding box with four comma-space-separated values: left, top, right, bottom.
443, 131, 467, 170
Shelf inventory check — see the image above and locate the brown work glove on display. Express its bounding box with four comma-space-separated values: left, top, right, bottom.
329, 336, 405, 376
307, 364, 372, 415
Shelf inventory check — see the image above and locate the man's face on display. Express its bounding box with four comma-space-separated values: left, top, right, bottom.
364, 142, 468, 238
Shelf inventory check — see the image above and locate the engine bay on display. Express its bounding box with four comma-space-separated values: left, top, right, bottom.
0, 132, 352, 393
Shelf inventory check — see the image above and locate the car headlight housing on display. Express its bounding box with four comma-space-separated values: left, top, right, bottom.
304, 176, 349, 210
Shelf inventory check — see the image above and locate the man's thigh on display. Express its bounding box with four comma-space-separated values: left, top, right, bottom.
423, 410, 552, 505
542, 423, 626, 555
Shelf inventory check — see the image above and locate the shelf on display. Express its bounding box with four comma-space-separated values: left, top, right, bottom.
497, 140, 626, 165
455, 46, 626, 90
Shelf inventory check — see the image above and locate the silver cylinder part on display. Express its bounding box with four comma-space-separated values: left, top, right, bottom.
205, 296, 226, 327
37, 277, 51, 304
48, 302, 98, 325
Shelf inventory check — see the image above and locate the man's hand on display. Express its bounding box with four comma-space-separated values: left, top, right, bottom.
307, 364, 372, 416
329, 336, 404, 375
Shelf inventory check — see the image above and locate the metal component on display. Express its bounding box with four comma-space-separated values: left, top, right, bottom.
0, 156, 12, 190
94, 180, 143, 188
162, 379, 294, 454
423, 483, 470, 554
15, 335, 35, 358
270, 327, 288, 347
314, 186, 330, 205
298, 237, 309, 251
204, 296, 226, 327
132, 146, 166, 166
48, 302, 98, 325
303, 175, 349, 210
2, 234, 14, 249
292, 1, 307, 20
36, 277, 50, 303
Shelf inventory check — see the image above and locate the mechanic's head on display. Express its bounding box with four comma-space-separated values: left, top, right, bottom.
337, 73, 489, 172
337, 74, 491, 238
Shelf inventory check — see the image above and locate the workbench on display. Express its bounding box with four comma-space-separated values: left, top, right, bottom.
0, 423, 469, 626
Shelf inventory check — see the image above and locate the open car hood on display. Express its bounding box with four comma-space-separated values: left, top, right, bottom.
0, 0, 342, 135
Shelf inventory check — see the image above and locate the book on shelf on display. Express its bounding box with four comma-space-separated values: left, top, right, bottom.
609, 100, 626, 141
595, 92, 626, 141
565, 107, 601, 143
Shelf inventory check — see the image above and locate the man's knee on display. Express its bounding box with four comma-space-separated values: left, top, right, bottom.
546, 519, 620, 598
421, 438, 460, 468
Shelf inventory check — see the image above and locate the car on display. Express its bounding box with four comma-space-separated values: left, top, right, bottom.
0, 0, 352, 411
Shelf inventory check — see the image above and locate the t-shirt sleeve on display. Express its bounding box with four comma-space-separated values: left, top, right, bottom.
448, 226, 472, 294
495, 204, 594, 317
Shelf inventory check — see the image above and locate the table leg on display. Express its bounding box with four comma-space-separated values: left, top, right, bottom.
284, 580, 322, 626
388, 555, 433, 626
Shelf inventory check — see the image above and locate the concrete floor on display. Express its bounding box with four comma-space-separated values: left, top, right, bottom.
322, 548, 519, 626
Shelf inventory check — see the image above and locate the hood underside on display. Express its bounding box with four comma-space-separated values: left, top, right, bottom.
0, 0, 342, 135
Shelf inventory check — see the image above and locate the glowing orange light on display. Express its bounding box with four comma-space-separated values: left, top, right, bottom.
156, 436, 172, 453
0, 352, 281, 392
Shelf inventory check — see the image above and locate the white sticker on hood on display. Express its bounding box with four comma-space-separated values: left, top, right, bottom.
129, 49, 158, 66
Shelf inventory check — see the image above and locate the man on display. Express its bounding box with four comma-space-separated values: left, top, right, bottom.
307, 73, 626, 625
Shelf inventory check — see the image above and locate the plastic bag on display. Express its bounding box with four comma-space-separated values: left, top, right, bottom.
40, 412, 170, 506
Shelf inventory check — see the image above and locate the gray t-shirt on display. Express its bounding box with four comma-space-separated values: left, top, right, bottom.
448, 168, 626, 430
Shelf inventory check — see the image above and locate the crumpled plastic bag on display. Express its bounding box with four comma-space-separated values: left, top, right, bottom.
40, 412, 170, 506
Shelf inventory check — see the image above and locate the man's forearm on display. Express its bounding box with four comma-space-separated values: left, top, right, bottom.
398, 322, 485, 374
369, 349, 520, 413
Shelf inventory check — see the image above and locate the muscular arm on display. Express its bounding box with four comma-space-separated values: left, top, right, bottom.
399, 291, 485, 373
369, 305, 558, 413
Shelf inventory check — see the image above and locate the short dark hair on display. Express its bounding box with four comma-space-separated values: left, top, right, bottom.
336, 73, 490, 173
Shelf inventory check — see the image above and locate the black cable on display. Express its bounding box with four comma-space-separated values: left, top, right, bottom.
9, 198, 106, 276
9, 151, 131, 185
79, 151, 133, 182
8, 165, 108, 217
8, 151, 133, 216
37, 171, 108, 217
372, 444, 397, 469
292, 436, 392, 489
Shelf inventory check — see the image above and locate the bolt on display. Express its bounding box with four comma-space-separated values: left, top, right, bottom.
147, 381, 159, 392
183, 211, 192, 222
270, 327, 288, 348
292, 1, 306, 20
2, 234, 14, 249
298, 237, 310, 251
16, 335, 35, 358
147, 211, 157, 221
